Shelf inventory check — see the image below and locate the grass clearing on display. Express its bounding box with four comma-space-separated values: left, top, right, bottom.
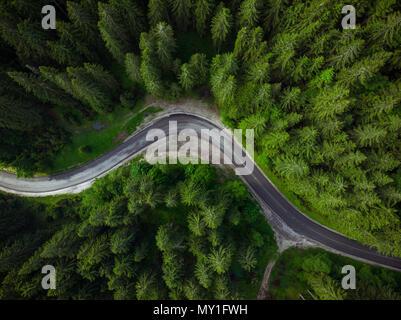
49, 102, 161, 174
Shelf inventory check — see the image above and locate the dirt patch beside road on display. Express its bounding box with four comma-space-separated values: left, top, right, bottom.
257, 260, 277, 300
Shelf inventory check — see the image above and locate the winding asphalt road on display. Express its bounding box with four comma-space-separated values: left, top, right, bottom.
1, 113, 401, 271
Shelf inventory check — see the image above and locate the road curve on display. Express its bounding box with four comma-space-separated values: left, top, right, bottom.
1, 113, 401, 271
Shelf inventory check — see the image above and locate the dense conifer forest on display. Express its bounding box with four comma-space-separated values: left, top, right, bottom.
269, 248, 401, 300
0, 0, 401, 299
0, 161, 276, 299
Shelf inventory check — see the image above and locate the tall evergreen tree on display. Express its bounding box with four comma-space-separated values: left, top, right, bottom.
8, 72, 79, 109
211, 3, 233, 51
148, 0, 170, 26
0, 96, 42, 131
169, 0, 193, 31
195, 0, 214, 36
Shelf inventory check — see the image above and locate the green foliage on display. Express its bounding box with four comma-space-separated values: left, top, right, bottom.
0, 161, 277, 299
169, 0, 193, 31
125, 53, 142, 84
270, 248, 401, 300
98, 0, 146, 64
8, 72, 79, 109
0, 0, 400, 289
179, 53, 209, 91
67, 63, 118, 114
0, 95, 43, 131
148, 0, 170, 27
195, 0, 214, 36
211, 3, 233, 51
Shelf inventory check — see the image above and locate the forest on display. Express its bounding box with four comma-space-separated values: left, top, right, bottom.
2, 160, 401, 300
0, 161, 276, 299
0, 0, 400, 282
269, 248, 401, 300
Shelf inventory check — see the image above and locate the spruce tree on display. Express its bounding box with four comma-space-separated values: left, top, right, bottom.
211, 3, 233, 51
0, 96, 42, 131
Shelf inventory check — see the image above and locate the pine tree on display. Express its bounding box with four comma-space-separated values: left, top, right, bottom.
67, 0, 99, 38
238, 245, 257, 272
64, 1, 105, 59
202, 205, 225, 229
195, 0, 214, 36
238, 0, 262, 29
0, 96, 42, 131
280, 87, 301, 111
40, 224, 81, 259
77, 235, 110, 280
338, 52, 392, 87
47, 39, 83, 66
48, 21, 92, 65
162, 259, 184, 289
156, 224, 175, 252
169, 0, 193, 31
371, 12, 401, 47
183, 279, 204, 300
98, 1, 136, 64
274, 155, 310, 180
8, 72, 78, 109
148, 0, 170, 26
39, 66, 80, 101
140, 59, 166, 98
194, 260, 212, 288
263, 0, 285, 32
330, 39, 364, 70
211, 3, 232, 51
153, 22, 177, 68
239, 113, 268, 138
179, 63, 195, 91
312, 85, 350, 121
179, 53, 209, 91
164, 189, 179, 208
179, 180, 203, 206
208, 245, 232, 274
113, 255, 137, 279
214, 275, 232, 299
0, 12, 25, 55
246, 54, 270, 83
67, 67, 113, 114
136, 272, 158, 300
187, 212, 205, 236
190, 53, 209, 83
17, 20, 54, 62
84, 63, 119, 94
0, 232, 47, 273
119, 0, 147, 39
134, 241, 148, 262
272, 33, 298, 71
106, 197, 127, 227
354, 124, 387, 147
125, 53, 143, 83
307, 273, 346, 300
